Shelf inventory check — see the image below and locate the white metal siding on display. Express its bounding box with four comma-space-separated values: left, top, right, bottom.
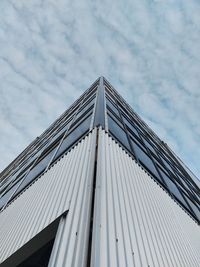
1, 128, 199, 267
91, 129, 200, 267
0, 129, 96, 264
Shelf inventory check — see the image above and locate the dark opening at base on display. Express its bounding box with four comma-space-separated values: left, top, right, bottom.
17, 239, 54, 267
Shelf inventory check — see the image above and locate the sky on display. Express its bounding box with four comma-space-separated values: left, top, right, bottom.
0, 0, 200, 179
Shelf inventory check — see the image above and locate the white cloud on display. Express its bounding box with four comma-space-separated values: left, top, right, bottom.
0, 0, 200, 179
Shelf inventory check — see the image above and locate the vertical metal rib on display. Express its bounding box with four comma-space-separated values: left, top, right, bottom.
90, 129, 200, 267
0, 130, 97, 264
93, 77, 106, 129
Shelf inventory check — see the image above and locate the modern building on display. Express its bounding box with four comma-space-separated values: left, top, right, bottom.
0, 77, 199, 267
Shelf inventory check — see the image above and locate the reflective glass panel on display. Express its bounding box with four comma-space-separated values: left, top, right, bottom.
56, 114, 92, 159
108, 115, 131, 151
106, 97, 119, 117
160, 156, 175, 174
159, 169, 190, 209
141, 136, 157, 155
6, 115, 92, 204
75, 98, 95, 121
185, 197, 200, 221
122, 115, 140, 139
132, 141, 160, 179
0, 180, 21, 209
13, 146, 58, 198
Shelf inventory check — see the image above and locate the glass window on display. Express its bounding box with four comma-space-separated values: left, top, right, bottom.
1, 157, 38, 194
0, 176, 11, 189
56, 114, 92, 159
0, 180, 21, 209
160, 156, 175, 174
105, 87, 114, 99
9, 159, 36, 187
106, 97, 119, 117
108, 115, 131, 151
175, 174, 197, 197
122, 114, 140, 139
13, 146, 58, 198
150, 152, 165, 169
35, 130, 66, 158
132, 141, 160, 180
76, 97, 95, 121
84, 86, 97, 101
0, 177, 15, 194
9, 116, 92, 202
159, 169, 190, 209
178, 174, 199, 196
52, 118, 72, 138
185, 197, 200, 221
141, 136, 157, 155
116, 100, 128, 116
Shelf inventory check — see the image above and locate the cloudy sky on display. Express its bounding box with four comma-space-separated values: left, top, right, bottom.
0, 0, 200, 179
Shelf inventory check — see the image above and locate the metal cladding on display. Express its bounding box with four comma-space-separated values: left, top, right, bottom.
91, 129, 200, 267
0, 130, 96, 264
0, 77, 199, 266
1, 77, 199, 223
0, 128, 199, 267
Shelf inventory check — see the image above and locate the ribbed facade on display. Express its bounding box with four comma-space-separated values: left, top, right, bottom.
0, 77, 199, 267
91, 130, 200, 267
0, 130, 96, 264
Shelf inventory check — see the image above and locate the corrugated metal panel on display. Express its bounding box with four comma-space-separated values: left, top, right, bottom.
0, 129, 96, 264
47, 132, 97, 267
91, 129, 200, 267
